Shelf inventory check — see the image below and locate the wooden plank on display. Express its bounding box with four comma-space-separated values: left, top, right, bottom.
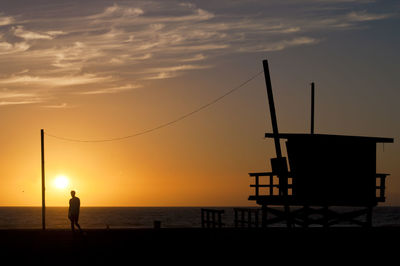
249, 172, 274, 177
262, 59, 282, 158
250, 184, 293, 188
264, 133, 394, 143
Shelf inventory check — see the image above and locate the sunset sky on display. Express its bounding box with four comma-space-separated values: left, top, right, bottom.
0, 0, 398, 206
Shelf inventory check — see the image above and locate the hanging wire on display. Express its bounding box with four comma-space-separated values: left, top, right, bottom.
45, 70, 264, 143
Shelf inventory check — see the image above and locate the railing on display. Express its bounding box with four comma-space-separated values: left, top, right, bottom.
249, 172, 389, 202
234, 208, 261, 228
376, 173, 389, 202
201, 209, 225, 228
249, 172, 293, 198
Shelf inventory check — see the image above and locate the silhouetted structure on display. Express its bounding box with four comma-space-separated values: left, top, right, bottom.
41, 129, 46, 230
248, 60, 394, 227
234, 208, 261, 228
201, 209, 225, 228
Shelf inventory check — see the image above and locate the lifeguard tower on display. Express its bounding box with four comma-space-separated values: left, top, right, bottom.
248, 60, 394, 227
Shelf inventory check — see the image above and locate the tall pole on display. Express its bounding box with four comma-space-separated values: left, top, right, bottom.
41, 129, 45, 230
263, 60, 291, 228
262, 59, 282, 158
311, 82, 315, 134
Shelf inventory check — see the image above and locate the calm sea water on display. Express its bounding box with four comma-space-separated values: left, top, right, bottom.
0, 206, 399, 229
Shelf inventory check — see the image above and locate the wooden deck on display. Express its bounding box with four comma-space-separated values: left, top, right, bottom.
248, 172, 389, 227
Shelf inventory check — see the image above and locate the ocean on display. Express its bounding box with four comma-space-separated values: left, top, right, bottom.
0, 206, 399, 229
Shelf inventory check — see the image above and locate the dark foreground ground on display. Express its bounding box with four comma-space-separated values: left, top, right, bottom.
0, 227, 399, 264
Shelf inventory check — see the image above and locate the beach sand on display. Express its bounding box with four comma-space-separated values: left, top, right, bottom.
0, 227, 398, 264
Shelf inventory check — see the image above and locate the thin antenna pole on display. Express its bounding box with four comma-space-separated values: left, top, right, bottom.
262, 59, 282, 158
311, 82, 315, 134
41, 129, 46, 230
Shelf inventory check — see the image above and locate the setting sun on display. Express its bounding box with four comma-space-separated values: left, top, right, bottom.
53, 175, 69, 190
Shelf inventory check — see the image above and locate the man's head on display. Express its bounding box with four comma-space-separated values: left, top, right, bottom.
71, 190, 76, 197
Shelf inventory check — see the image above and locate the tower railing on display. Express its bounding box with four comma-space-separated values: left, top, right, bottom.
249, 172, 293, 198
249, 172, 388, 202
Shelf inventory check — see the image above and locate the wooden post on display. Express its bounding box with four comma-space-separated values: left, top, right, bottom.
248, 210, 252, 228
262, 59, 282, 158
201, 209, 205, 228
303, 205, 309, 228
41, 129, 46, 230
255, 210, 259, 228
262, 205, 268, 228
263, 60, 291, 228
366, 206, 373, 228
234, 209, 238, 228
269, 174, 273, 195
323, 206, 329, 228
255, 175, 259, 197
212, 211, 216, 228
311, 82, 315, 134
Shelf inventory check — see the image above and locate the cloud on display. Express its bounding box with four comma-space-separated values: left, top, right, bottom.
141, 64, 212, 80
240, 37, 320, 52
346, 10, 392, 22
41, 103, 71, 108
13, 26, 55, 40
0, 91, 36, 99
147, 64, 212, 72
142, 72, 177, 80
0, 15, 15, 26
0, 90, 43, 106
77, 84, 141, 95
0, 73, 113, 87
45, 31, 67, 37
88, 3, 144, 23
0, 41, 30, 54
98, 4, 144, 18
181, 54, 206, 62
0, 0, 395, 105
0, 100, 41, 106
50, 42, 103, 71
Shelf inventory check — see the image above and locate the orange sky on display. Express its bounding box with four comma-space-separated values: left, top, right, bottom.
0, 0, 398, 206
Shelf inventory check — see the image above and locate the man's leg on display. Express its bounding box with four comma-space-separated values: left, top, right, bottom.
70, 218, 75, 232
75, 221, 82, 232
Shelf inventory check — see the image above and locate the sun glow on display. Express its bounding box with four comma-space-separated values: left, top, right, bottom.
53, 175, 69, 189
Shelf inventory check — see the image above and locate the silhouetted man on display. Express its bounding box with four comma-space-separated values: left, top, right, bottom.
68, 190, 82, 233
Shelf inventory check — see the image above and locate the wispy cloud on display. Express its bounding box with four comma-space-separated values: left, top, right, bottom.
181, 54, 206, 62
0, 15, 15, 26
0, 41, 29, 55
346, 10, 392, 22
0, 73, 113, 87
239, 37, 320, 52
141, 64, 212, 80
0, 100, 41, 106
142, 72, 177, 80
0, 89, 43, 106
0, 0, 395, 106
89, 3, 144, 20
77, 84, 141, 95
41, 102, 71, 108
0, 91, 36, 99
13, 26, 55, 40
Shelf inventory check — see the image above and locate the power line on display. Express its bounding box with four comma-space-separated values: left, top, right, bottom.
45, 70, 263, 143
